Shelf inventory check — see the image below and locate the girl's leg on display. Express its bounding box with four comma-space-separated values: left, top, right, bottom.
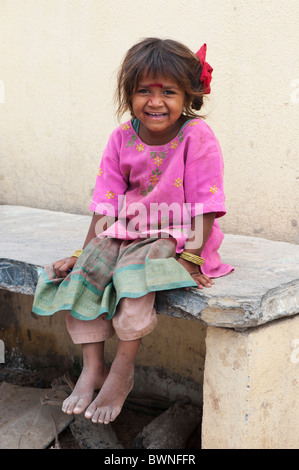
84, 293, 156, 424
62, 341, 109, 415
62, 313, 114, 415
84, 338, 141, 424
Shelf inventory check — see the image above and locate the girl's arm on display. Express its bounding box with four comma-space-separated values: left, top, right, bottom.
82, 213, 110, 249
178, 212, 216, 289
52, 213, 113, 278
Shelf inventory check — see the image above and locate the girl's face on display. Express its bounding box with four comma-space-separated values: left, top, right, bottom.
131, 72, 185, 145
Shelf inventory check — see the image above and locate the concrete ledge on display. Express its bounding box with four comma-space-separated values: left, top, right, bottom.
0, 205, 299, 330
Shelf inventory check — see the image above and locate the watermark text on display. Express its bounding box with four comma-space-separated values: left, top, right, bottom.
93, 198, 205, 249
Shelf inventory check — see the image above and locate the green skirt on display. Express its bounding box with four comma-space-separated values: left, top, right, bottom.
32, 237, 197, 321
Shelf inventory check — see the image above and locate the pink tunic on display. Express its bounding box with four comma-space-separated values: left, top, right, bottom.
90, 118, 233, 278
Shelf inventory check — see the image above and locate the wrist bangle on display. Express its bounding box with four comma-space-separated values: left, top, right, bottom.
180, 251, 205, 265
71, 249, 83, 258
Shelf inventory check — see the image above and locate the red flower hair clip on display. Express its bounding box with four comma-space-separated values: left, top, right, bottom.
196, 44, 213, 94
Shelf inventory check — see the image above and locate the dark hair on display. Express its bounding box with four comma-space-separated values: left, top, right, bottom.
116, 37, 205, 120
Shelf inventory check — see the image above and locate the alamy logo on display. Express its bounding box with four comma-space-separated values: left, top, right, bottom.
94, 198, 205, 249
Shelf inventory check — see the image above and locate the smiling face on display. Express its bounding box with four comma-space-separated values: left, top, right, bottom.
131, 72, 186, 145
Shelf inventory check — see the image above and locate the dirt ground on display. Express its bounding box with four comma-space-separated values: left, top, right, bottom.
0, 366, 201, 449
53, 409, 154, 449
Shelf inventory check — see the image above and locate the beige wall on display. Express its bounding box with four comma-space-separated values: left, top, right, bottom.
0, 0, 298, 243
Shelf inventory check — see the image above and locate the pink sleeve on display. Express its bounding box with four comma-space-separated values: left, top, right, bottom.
89, 133, 128, 217
184, 124, 226, 218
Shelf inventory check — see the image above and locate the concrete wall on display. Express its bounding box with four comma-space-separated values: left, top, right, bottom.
0, 289, 206, 398
0, 0, 298, 244
202, 316, 299, 448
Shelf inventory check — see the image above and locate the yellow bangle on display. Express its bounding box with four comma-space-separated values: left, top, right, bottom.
71, 249, 83, 258
179, 251, 205, 265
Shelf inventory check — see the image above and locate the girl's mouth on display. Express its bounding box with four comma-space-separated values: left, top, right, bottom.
145, 112, 168, 118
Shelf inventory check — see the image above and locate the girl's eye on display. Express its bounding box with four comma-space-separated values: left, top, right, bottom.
136, 88, 176, 95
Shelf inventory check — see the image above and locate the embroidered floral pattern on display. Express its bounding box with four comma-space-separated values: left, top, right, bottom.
178, 130, 184, 142
150, 174, 159, 185
209, 185, 218, 193
136, 143, 144, 152
139, 129, 185, 196
105, 190, 115, 199
154, 156, 163, 166
126, 135, 137, 147
98, 168, 103, 176
150, 151, 166, 160
188, 120, 199, 126
170, 131, 184, 149
121, 124, 130, 130
141, 168, 162, 196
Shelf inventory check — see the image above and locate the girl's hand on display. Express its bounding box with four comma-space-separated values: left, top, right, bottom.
53, 256, 78, 278
177, 257, 214, 290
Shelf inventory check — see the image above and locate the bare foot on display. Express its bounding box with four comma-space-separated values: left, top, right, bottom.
62, 364, 109, 415
84, 362, 134, 424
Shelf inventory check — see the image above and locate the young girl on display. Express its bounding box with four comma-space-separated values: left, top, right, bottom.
32, 37, 233, 425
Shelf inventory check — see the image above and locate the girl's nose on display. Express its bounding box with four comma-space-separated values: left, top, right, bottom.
148, 93, 163, 107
